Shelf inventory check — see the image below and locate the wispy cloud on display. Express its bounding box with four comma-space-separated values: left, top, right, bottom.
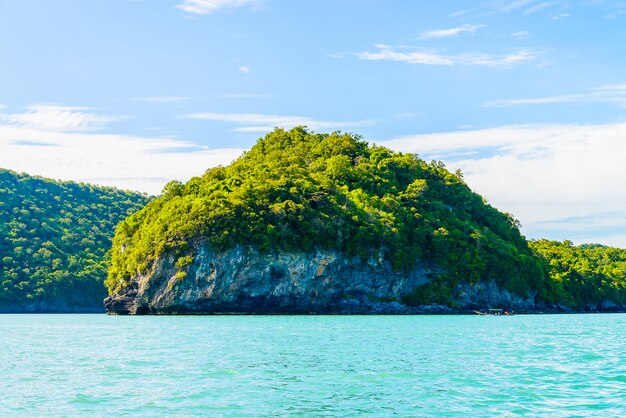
522, 1, 556, 14
500, 0, 536, 13
511, 31, 530, 40
550, 12, 570, 19
179, 112, 374, 132
132, 96, 190, 103
358, 45, 453, 65
133, 93, 273, 101
218, 93, 274, 99
238, 65, 251, 73
176, 0, 255, 15
605, 8, 626, 19
484, 83, 626, 107
0, 104, 126, 132
0, 118, 243, 194
451, 0, 569, 18
358, 44, 542, 67
379, 121, 626, 245
417, 24, 485, 40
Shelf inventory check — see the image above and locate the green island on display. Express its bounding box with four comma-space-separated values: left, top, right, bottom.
104, 128, 626, 314
2, 128, 626, 313
107, 128, 542, 297
0, 169, 150, 312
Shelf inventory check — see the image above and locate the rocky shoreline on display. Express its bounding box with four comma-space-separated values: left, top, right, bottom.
104, 244, 626, 315
104, 293, 626, 316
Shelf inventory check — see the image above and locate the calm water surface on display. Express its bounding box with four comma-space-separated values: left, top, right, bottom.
1, 314, 626, 416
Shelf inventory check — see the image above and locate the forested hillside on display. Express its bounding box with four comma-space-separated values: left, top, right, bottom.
531, 239, 626, 309
0, 169, 150, 312
107, 127, 545, 307
5, 130, 626, 313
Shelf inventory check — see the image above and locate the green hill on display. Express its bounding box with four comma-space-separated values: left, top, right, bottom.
5, 130, 626, 313
106, 127, 546, 309
531, 239, 626, 309
0, 169, 150, 312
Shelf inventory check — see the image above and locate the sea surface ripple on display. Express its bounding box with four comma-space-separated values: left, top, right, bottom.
1, 314, 626, 416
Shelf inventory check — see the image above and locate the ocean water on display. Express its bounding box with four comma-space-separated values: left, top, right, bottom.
1, 314, 626, 417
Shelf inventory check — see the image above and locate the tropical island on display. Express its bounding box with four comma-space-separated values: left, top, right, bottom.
2, 128, 626, 314
104, 128, 626, 314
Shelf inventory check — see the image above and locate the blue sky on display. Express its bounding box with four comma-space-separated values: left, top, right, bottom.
2, 0, 626, 245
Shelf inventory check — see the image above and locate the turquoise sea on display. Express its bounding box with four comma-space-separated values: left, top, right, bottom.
1, 314, 625, 417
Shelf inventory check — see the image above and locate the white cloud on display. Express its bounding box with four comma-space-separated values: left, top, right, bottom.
359, 45, 453, 65
484, 83, 626, 107
417, 24, 485, 40
0, 111, 243, 194
132, 96, 190, 103
179, 112, 374, 132
379, 122, 626, 245
522, 1, 557, 14
500, 0, 536, 13
176, 0, 255, 15
238, 65, 250, 73
0, 104, 125, 132
497, 0, 562, 14
218, 93, 274, 99
511, 31, 530, 40
450, 0, 545, 16
550, 12, 570, 19
449, 9, 469, 18
449, 0, 573, 18
358, 44, 542, 67
605, 9, 626, 19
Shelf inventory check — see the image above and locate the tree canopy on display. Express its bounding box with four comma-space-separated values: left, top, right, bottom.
107, 127, 545, 304
4, 129, 625, 312
531, 239, 626, 307
0, 169, 150, 311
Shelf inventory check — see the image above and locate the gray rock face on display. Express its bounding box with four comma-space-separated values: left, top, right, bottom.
455, 281, 536, 312
596, 299, 626, 312
104, 243, 535, 315
105, 244, 437, 314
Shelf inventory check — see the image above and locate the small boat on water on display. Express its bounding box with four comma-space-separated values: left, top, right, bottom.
474, 308, 514, 316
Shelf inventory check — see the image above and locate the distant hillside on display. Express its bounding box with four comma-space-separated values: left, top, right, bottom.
531, 239, 626, 310
0, 169, 150, 312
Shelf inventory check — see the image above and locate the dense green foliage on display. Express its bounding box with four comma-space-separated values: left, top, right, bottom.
107, 127, 545, 302
0, 169, 150, 310
531, 239, 626, 307
7, 138, 626, 312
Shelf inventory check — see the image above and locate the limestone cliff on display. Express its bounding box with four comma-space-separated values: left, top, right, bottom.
104, 242, 536, 314
106, 243, 426, 314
